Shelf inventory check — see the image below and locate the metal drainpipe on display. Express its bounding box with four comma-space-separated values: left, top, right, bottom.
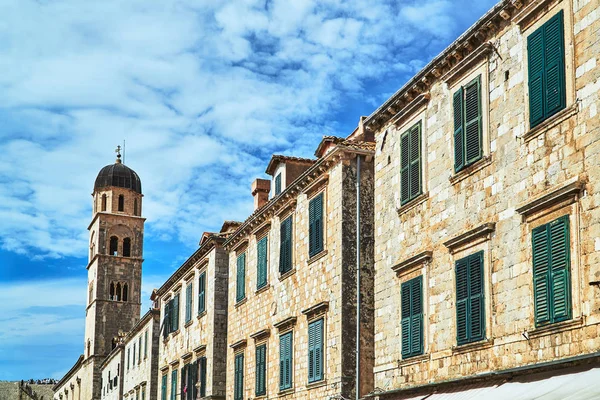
355, 154, 361, 400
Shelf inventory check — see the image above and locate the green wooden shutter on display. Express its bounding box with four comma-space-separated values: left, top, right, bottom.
199, 356, 207, 397
544, 11, 566, 119
280, 332, 293, 390
237, 253, 246, 302
257, 236, 268, 289
280, 217, 292, 273
409, 123, 422, 200
455, 257, 469, 344
234, 353, 244, 400
161, 375, 167, 400
528, 27, 545, 127
400, 131, 410, 203
400, 280, 412, 356
550, 216, 571, 321
308, 319, 323, 382
190, 360, 198, 400
198, 272, 206, 314
170, 370, 177, 400
401, 277, 423, 358
275, 174, 282, 195
453, 87, 465, 172
256, 344, 266, 396
185, 282, 192, 323
309, 194, 324, 256
468, 252, 485, 342
180, 364, 187, 400
533, 224, 551, 325
173, 294, 180, 331
464, 77, 482, 166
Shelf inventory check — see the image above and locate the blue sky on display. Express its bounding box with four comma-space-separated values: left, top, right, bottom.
0, 0, 498, 381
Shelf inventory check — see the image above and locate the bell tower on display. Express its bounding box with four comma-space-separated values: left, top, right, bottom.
84, 147, 145, 398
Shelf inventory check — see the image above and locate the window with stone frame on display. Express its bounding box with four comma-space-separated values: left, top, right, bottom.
255, 343, 267, 396
279, 216, 293, 274
256, 235, 268, 290
279, 331, 293, 390
400, 122, 423, 205
307, 318, 324, 383
236, 252, 246, 302
401, 276, 423, 358
234, 352, 244, 400
455, 251, 485, 345
274, 173, 282, 196
185, 281, 193, 324
198, 271, 206, 314
453, 75, 483, 173
308, 192, 324, 257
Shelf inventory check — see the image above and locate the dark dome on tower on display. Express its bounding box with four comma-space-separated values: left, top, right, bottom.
94, 161, 142, 194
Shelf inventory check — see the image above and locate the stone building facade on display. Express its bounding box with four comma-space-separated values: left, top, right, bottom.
155, 226, 233, 400
223, 135, 376, 400
55, 153, 146, 400
366, 0, 600, 397
100, 343, 123, 400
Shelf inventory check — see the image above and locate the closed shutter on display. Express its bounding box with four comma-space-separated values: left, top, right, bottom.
409, 123, 422, 200
180, 364, 187, 400
234, 353, 244, 400
199, 357, 207, 397
144, 330, 148, 359
185, 283, 192, 323
171, 370, 177, 400
308, 319, 324, 382
453, 87, 465, 172
309, 193, 324, 256
464, 77, 482, 165
255, 344, 266, 396
237, 253, 246, 302
456, 252, 485, 345
198, 272, 206, 314
257, 236, 268, 289
401, 277, 423, 358
400, 130, 410, 203
161, 375, 167, 400
173, 294, 180, 331
275, 174, 282, 195
162, 303, 170, 339
279, 217, 293, 273
280, 332, 293, 390
533, 224, 551, 324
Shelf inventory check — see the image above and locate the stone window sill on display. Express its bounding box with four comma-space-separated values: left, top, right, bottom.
397, 192, 429, 216
450, 155, 493, 186
529, 317, 584, 339
171, 330, 180, 338
278, 387, 295, 397
522, 103, 579, 143
279, 268, 296, 282
197, 311, 207, 320
235, 298, 247, 308
308, 249, 328, 265
255, 284, 270, 295
306, 379, 327, 390
397, 353, 429, 367
184, 320, 193, 328
452, 338, 493, 355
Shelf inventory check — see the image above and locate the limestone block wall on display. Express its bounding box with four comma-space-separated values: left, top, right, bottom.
225, 156, 375, 400
157, 245, 229, 400
100, 348, 123, 400
123, 313, 159, 400
373, 0, 600, 392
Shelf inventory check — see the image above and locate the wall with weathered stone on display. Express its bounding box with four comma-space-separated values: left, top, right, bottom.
122, 312, 159, 400
100, 347, 123, 400
373, 0, 600, 393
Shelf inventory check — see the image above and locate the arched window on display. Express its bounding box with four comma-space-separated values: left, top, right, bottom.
110, 283, 115, 300
101, 194, 107, 211
116, 283, 121, 301
109, 236, 118, 256
123, 238, 131, 257
123, 284, 129, 302
118, 195, 124, 212
134, 199, 138, 216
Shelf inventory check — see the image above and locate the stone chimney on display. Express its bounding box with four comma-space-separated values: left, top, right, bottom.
252, 179, 271, 210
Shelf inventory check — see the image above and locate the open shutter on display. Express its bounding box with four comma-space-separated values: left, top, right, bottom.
308, 323, 315, 382
234, 354, 243, 400
409, 123, 422, 200
257, 236, 268, 288
400, 131, 410, 204
453, 87, 465, 172
455, 258, 469, 344
410, 277, 423, 355
533, 224, 551, 325
279, 335, 285, 389
185, 283, 192, 323
173, 294, 179, 331
198, 272, 206, 314
314, 193, 323, 255
237, 253, 246, 301
528, 24, 546, 127
544, 11, 566, 119
162, 302, 170, 339
161, 375, 167, 400
314, 319, 323, 381
400, 280, 412, 357
468, 252, 485, 342
309, 197, 316, 255
279, 217, 292, 273
550, 216, 571, 322
464, 77, 482, 166
255, 345, 266, 396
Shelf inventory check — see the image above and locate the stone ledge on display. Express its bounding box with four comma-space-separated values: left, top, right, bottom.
515, 175, 585, 221
234, 298, 247, 308
308, 249, 328, 265
443, 223, 496, 254
390, 93, 431, 128
449, 155, 493, 186
528, 317, 584, 339
521, 102, 579, 143
229, 339, 247, 350
442, 43, 494, 85
250, 328, 271, 341
397, 192, 429, 216
277, 387, 295, 397
279, 268, 296, 282
196, 310, 207, 320
306, 379, 327, 390
274, 316, 297, 332
392, 251, 433, 276
397, 353, 430, 368
193, 344, 206, 354
255, 283, 270, 295
513, 0, 561, 30
301, 301, 329, 319
452, 338, 494, 355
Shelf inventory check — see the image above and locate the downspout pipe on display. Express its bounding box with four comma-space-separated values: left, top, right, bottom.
356, 155, 361, 400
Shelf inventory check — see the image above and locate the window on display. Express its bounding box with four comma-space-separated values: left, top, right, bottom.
161, 375, 167, 400
400, 122, 422, 205
453, 75, 483, 172
123, 238, 131, 257
110, 283, 115, 300
133, 344, 136, 366
118, 195, 124, 212
236, 253, 246, 302
138, 336, 142, 364
144, 330, 148, 359
198, 272, 206, 314
279, 216, 293, 274
532, 215, 571, 326
197, 356, 207, 398
185, 282, 193, 324
255, 344, 267, 396
181, 363, 195, 400
401, 276, 423, 358
141, 387, 145, 400
308, 319, 324, 383
127, 348, 130, 370
163, 294, 180, 338
134, 198, 139, 216
110, 236, 118, 256
455, 251, 485, 345
234, 353, 244, 400
123, 283, 128, 302
274, 174, 282, 196
528, 11, 566, 128
170, 370, 177, 400
116, 283, 122, 301
279, 332, 293, 390
257, 236, 268, 290
102, 194, 107, 211
308, 193, 324, 257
